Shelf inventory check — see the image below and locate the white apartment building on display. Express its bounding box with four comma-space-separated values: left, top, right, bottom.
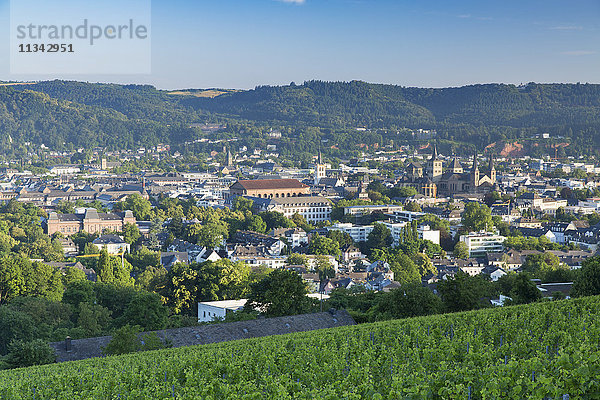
327, 223, 374, 243
271, 196, 332, 224
232, 256, 287, 269
381, 221, 410, 246
459, 232, 507, 258
327, 221, 441, 248
418, 225, 440, 245
390, 210, 426, 222
343, 204, 404, 217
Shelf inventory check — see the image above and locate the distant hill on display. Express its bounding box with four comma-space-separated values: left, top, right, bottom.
1, 80, 600, 155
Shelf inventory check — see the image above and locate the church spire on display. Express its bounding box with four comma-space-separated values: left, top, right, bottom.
431, 144, 438, 160
489, 153, 496, 183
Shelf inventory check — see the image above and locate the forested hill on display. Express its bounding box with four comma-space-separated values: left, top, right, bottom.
190, 80, 600, 130
2, 80, 600, 154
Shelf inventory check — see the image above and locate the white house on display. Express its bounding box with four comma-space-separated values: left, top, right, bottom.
198, 299, 247, 323
92, 235, 130, 255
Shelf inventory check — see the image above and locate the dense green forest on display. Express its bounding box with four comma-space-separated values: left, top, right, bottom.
2, 80, 600, 156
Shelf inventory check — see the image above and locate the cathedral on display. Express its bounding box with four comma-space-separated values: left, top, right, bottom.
399, 146, 497, 197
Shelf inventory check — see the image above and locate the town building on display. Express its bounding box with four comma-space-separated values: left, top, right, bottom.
228, 179, 310, 199
198, 299, 247, 323
92, 235, 130, 255
46, 209, 136, 236
459, 232, 507, 258
253, 196, 332, 224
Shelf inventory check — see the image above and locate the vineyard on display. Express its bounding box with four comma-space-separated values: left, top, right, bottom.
1, 296, 599, 399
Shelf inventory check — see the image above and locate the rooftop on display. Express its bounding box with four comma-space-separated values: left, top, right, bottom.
234, 179, 308, 190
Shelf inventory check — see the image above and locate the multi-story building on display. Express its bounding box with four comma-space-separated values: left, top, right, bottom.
263, 196, 332, 224
46, 208, 136, 236
417, 225, 440, 245
459, 232, 506, 258
328, 221, 413, 247
381, 221, 410, 246
328, 223, 375, 243
343, 204, 404, 217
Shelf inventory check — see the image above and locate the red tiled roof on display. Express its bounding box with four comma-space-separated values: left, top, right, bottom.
234, 179, 308, 190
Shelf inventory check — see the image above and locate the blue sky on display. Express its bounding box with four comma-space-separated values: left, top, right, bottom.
0, 0, 598, 89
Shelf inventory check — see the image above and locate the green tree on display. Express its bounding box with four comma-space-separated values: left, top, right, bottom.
375, 283, 442, 319
315, 255, 335, 282
0, 307, 37, 355
245, 269, 310, 317
4, 339, 55, 369
366, 223, 393, 252
572, 256, 600, 297
245, 215, 267, 233
412, 253, 436, 277
122, 291, 168, 331
437, 271, 491, 312
396, 186, 417, 198
77, 303, 112, 337
103, 325, 141, 356
453, 241, 469, 259
0, 255, 26, 304
215, 259, 253, 300
62, 266, 87, 285
326, 230, 354, 249
404, 202, 422, 212
461, 202, 494, 232
510, 272, 542, 304
388, 254, 421, 285
522, 253, 565, 277
97, 248, 134, 287
308, 234, 340, 257
291, 213, 313, 232
287, 253, 308, 266
117, 193, 153, 220
62, 279, 96, 308
233, 196, 254, 213
122, 223, 141, 245
260, 211, 294, 231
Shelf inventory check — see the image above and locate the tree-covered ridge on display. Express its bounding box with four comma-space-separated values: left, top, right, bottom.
2, 79, 600, 153
0, 85, 196, 150
192, 80, 600, 127
19, 80, 200, 124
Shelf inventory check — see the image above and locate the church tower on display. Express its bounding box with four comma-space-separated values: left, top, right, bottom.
489, 153, 496, 184
450, 157, 463, 174
427, 145, 443, 181
225, 147, 233, 167
471, 152, 480, 187
314, 148, 326, 185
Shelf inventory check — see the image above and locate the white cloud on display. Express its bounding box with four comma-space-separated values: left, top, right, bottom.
561, 50, 596, 56
277, 0, 305, 4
